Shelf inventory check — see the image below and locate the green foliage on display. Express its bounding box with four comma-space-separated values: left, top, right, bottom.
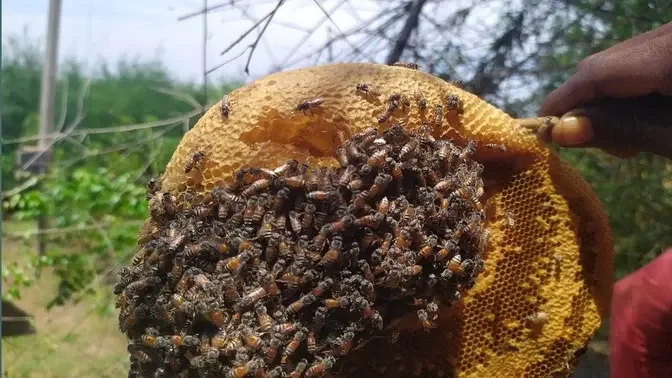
561, 150, 672, 279
531, 1, 672, 277
3, 167, 148, 305
1, 32, 242, 306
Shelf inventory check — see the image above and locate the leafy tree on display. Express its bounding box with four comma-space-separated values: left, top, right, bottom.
1, 33, 241, 304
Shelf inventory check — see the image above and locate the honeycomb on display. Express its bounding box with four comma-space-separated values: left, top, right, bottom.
147, 63, 613, 377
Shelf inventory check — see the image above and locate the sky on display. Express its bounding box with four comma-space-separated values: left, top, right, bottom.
3, 0, 380, 84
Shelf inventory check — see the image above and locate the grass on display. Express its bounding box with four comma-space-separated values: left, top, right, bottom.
2, 220, 129, 378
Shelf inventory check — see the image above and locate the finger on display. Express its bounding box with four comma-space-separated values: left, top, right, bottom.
551, 94, 672, 159
539, 22, 672, 117
538, 72, 597, 118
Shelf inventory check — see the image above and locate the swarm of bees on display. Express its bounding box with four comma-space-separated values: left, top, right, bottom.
117, 88, 489, 377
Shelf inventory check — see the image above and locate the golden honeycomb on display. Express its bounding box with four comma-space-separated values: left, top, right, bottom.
152, 63, 614, 378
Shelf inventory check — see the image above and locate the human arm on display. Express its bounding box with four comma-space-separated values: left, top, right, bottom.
537, 21, 672, 159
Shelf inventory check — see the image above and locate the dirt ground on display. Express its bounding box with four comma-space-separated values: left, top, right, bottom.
2, 221, 129, 378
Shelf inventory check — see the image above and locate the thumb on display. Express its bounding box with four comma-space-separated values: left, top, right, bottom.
550, 94, 672, 159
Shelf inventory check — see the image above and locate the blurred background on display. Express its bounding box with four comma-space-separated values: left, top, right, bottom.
2, 1, 671, 377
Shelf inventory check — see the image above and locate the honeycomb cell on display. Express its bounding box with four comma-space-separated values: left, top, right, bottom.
149, 63, 613, 378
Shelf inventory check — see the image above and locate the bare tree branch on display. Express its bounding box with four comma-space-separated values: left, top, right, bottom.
244, 0, 286, 74
385, 0, 429, 64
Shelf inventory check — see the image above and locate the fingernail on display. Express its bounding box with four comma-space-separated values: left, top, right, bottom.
552, 114, 594, 146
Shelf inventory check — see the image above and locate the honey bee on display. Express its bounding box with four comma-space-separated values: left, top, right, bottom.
271, 258, 287, 278
306, 190, 333, 201
305, 355, 336, 377
254, 303, 273, 332
447, 254, 462, 274
394, 229, 411, 248
243, 196, 259, 226
272, 188, 289, 213
310, 278, 333, 298
240, 326, 264, 350
242, 178, 271, 198
236, 286, 267, 312
211, 329, 228, 349
219, 275, 240, 302
486, 143, 507, 152
272, 322, 298, 336
193, 273, 215, 292
433, 104, 443, 128
445, 94, 464, 114
306, 330, 317, 354
262, 337, 281, 362
399, 139, 418, 161
317, 236, 340, 264
374, 172, 395, 194
223, 334, 244, 355
358, 127, 378, 149
459, 140, 477, 161
301, 203, 316, 231
260, 269, 281, 296
124, 276, 161, 296
184, 151, 205, 174
132, 348, 153, 364
377, 101, 397, 123
360, 280, 376, 302
387, 93, 410, 111
418, 235, 439, 260
392, 62, 419, 69
289, 359, 309, 378
215, 187, 245, 206
504, 211, 515, 228
145, 177, 159, 200
273, 159, 299, 177
364, 149, 387, 170
324, 296, 350, 309
221, 95, 231, 118
355, 83, 380, 99
338, 165, 357, 189
287, 294, 317, 315
281, 329, 307, 365
478, 229, 491, 252
347, 177, 363, 192
528, 311, 549, 327
414, 88, 427, 110
296, 98, 324, 115
226, 359, 261, 378
417, 309, 436, 331
335, 146, 350, 168
222, 250, 252, 275
358, 260, 375, 282
171, 334, 200, 347
338, 331, 355, 356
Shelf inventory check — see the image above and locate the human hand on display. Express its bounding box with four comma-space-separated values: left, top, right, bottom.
538, 21, 672, 159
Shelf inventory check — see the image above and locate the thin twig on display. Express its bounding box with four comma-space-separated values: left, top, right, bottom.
2, 221, 145, 238
151, 87, 202, 110
207, 46, 251, 75
2, 176, 40, 199
219, 6, 277, 56
3, 108, 203, 145
311, 0, 368, 62
244, 0, 286, 74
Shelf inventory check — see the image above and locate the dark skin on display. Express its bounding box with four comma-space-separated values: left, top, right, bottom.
538, 21, 672, 160
538, 22, 672, 377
